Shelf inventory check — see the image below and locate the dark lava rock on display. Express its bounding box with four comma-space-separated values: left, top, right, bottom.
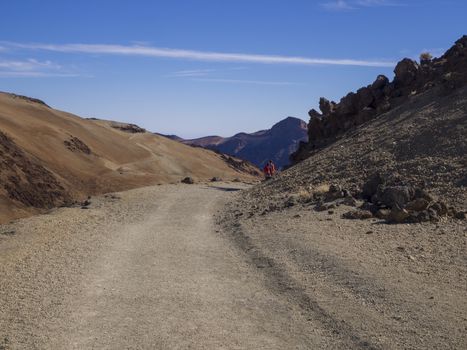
181, 177, 194, 184
405, 198, 430, 212
362, 173, 385, 200
414, 188, 435, 202
325, 184, 345, 202
394, 58, 420, 87
429, 202, 448, 216
342, 210, 374, 220
315, 202, 336, 212
388, 207, 410, 223
112, 123, 146, 133
341, 196, 357, 207
378, 186, 415, 209
375, 209, 391, 220
359, 201, 380, 215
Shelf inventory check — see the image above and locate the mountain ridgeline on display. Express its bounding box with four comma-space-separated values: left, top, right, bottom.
182, 117, 308, 169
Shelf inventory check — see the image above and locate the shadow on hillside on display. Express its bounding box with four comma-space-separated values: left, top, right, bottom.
208, 186, 243, 192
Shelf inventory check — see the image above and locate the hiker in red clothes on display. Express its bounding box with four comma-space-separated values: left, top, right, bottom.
268, 160, 276, 176
263, 160, 276, 180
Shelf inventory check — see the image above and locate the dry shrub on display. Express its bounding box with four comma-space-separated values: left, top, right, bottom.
312, 183, 330, 195
420, 52, 433, 62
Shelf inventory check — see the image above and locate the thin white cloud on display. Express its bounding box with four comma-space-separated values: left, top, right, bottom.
169, 69, 216, 77
0, 71, 81, 78
0, 58, 61, 71
4, 42, 396, 68
321, 1, 355, 11
168, 67, 247, 78
322, 0, 404, 11
0, 58, 80, 78
193, 78, 304, 86
356, 0, 404, 6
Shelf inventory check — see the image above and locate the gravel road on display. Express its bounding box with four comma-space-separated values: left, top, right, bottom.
3, 183, 464, 350
1, 184, 330, 349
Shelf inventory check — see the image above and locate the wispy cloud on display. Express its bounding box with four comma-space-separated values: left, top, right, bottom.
322, 0, 404, 11
0, 71, 81, 78
193, 78, 304, 86
0, 58, 60, 71
168, 67, 246, 78
356, 0, 404, 6
3, 42, 396, 68
0, 58, 81, 78
321, 1, 355, 11
169, 69, 216, 77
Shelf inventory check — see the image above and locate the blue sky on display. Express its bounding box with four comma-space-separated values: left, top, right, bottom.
1, 0, 465, 138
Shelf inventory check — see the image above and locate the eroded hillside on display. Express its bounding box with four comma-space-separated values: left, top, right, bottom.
0, 93, 259, 222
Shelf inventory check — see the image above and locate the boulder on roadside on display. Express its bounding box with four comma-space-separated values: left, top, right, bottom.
429, 201, 448, 216
405, 198, 430, 212
362, 173, 385, 200
315, 202, 336, 212
342, 210, 374, 220
378, 185, 415, 209
325, 184, 345, 202
375, 209, 391, 220
388, 206, 410, 224
341, 196, 357, 207
414, 188, 435, 202
181, 177, 194, 184
359, 201, 380, 214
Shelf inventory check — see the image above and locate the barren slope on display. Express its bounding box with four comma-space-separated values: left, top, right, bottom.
0, 93, 259, 223
245, 85, 467, 212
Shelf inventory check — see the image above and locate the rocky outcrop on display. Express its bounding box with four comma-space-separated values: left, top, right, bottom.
0, 92, 50, 108
64, 136, 92, 155
0, 131, 72, 209
293, 35, 467, 162
311, 174, 464, 224
111, 122, 146, 133
355, 173, 463, 224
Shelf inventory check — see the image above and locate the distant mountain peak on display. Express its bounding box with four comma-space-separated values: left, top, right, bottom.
182, 117, 308, 169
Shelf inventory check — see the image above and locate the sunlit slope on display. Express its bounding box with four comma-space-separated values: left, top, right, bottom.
0, 93, 258, 222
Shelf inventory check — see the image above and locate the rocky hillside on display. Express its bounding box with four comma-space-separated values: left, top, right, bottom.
293, 35, 467, 162
0, 92, 259, 223
234, 35, 467, 224
183, 117, 308, 169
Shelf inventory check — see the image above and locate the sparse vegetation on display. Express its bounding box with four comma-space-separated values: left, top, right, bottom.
420, 52, 433, 62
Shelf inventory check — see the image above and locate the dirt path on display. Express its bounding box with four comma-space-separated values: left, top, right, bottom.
0, 184, 332, 349
222, 196, 467, 350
